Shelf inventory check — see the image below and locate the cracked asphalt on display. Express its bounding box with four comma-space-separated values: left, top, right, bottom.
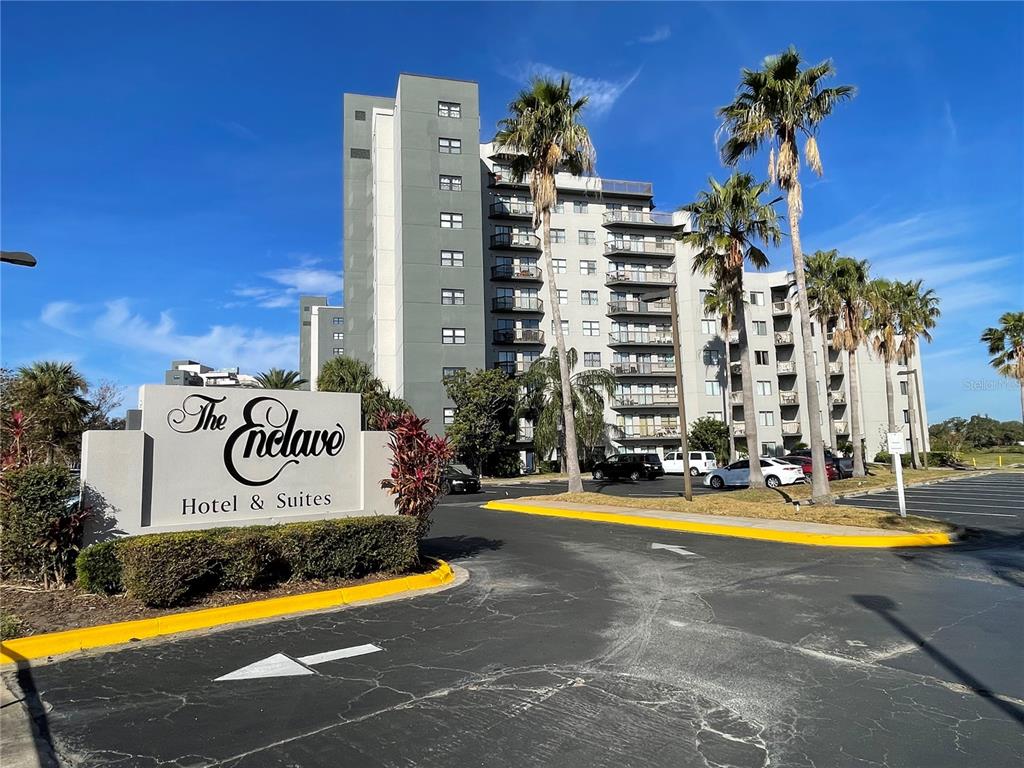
6, 473, 1023, 767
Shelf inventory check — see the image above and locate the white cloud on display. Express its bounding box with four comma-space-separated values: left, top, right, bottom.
232, 256, 341, 309
40, 299, 297, 374
514, 63, 640, 117
629, 25, 671, 45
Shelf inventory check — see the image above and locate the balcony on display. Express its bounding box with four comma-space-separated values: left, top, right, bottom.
828, 390, 847, 405
493, 328, 545, 345
834, 421, 850, 434
489, 200, 534, 219
777, 361, 797, 375
490, 232, 541, 250
611, 394, 679, 409
730, 391, 743, 404
782, 421, 802, 436
605, 269, 675, 287
600, 179, 654, 197
828, 361, 844, 376
774, 330, 794, 345
772, 300, 792, 316
488, 171, 528, 189
516, 425, 535, 442
732, 422, 746, 437
785, 271, 797, 284
607, 300, 671, 316
603, 240, 676, 258
727, 330, 739, 344
608, 331, 674, 346
494, 360, 531, 376
779, 391, 799, 406
492, 296, 543, 313
602, 210, 677, 228
615, 425, 682, 441
610, 361, 677, 377
491, 264, 542, 282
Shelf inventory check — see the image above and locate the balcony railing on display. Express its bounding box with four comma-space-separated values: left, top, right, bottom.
610, 361, 677, 376
730, 391, 743, 404
488, 171, 528, 188
493, 328, 545, 345
489, 200, 534, 218
772, 300, 792, 316
732, 422, 746, 437
492, 296, 543, 312
608, 331, 674, 346
612, 394, 679, 408
490, 232, 541, 250
727, 330, 739, 343
781, 421, 802, 436
616, 425, 682, 440
600, 179, 653, 196
834, 421, 850, 434
779, 391, 799, 406
491, 264, 542, 281
827, 361, 844, 375
828, 390, 847, 405
516, 425, 535, 441
607, 300, 671, 315
777, 361, 797, 375
774, 330, 794, 345
604, 269, 675, 286
603, 240, 676, 258
494, 360, 531, 376
602, 210, 677, 227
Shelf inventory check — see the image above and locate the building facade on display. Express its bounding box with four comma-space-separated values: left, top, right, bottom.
343, 74, 929, 466
299, 295, 345, 390
164, 360, 259, 388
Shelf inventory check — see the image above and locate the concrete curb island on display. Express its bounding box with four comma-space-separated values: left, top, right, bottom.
483, 500, 959, 549
0, 560, 457, 667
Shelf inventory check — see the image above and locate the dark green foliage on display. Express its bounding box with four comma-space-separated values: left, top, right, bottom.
874, 451, 911, 467
75, 516, 420, 607
688, 417, 731, 464
930, 415, 1024, 451
485, 451, 523, 478
443, 369, 518, 474
0, 464, 79, 580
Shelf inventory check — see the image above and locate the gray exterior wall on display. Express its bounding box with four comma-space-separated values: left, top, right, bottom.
299, 294, 327, 386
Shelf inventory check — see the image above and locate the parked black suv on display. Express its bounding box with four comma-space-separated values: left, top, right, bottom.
591, 453, 664, 481
441, 464, 481, 494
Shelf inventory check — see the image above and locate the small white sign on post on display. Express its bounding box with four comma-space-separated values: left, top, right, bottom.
887, 431, 907, 518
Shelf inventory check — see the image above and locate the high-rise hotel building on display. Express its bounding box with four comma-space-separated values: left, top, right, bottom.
342, 74, 927, 468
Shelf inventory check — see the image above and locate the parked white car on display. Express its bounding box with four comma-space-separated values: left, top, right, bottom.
663, 450, 718, 476
704, 458, 806, 489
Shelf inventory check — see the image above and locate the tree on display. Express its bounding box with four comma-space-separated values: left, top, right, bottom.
317, 356, 411, 429
443, 369, 518, 475
929, 417, 968, 460
680, 172, 782, 488
830, 257, 871, 476
718, 46, 855, 503
14, 362, 90, 465
518, 348, 615, 472
804, 249, 842, 452
701, 286, 736, 461
981, 311, 1024, 424
255, 368, 307, 391
893, 280, 940, 468
82, 380, 126, 433
865, 279, 902, 435
689, 416, 730, 464
495, 76, 596, 493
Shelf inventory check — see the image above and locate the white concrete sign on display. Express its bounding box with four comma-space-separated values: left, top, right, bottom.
81, 385, 395, 542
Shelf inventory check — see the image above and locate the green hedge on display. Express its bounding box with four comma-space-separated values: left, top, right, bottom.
76, 516, 420, 607
0, 464, 79, 580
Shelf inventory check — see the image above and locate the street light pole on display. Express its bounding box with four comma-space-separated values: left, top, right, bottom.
898, 369, 928, 469
0, 251, 37, 267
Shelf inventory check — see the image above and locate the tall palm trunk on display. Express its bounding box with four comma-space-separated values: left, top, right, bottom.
736, 298, 764, 487
883, 359, 897, 433
906, 373, 920, 469
542, 208, 583, 491
821, 325, 837, 451
848, 347, 866, 477
1019, 379, 1024, 425
723, 317, 736, 461
786, 185, 831, 502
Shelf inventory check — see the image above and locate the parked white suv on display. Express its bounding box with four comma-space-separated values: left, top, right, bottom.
663, 451, 718, 476
704, 457, 806, 489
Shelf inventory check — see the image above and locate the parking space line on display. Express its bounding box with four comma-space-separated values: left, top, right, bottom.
841, 500, 1016, 518
853, 495, 1019, 511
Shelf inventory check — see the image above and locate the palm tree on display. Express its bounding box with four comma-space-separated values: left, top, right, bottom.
982, 312, 1024, 424
702, 286, 737, 461
865, 278, 905, 442
804, 249, 842, 452
317, 355, 410, 429
15, 361, 90, 465
831, 256, 871, 476
519, 348, 616, 472
718, 46, 855, 502
894, 280, 940, 468
495, 76, 596, 493
255, 368, 307, 391
680, 173, 782, 488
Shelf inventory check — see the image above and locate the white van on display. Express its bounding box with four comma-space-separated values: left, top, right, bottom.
663, 451, 718, 476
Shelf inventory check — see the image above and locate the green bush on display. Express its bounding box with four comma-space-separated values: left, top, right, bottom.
76, 515, 420, 607
0, 464, 79, 581
978, 445, 1024, 454
874, 451, 911, 467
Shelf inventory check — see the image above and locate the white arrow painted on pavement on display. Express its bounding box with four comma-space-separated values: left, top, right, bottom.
215, 643, 382, 682
651, 543, 698, 557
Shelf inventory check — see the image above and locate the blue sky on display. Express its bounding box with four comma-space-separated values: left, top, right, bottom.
2, 2, 1021, 421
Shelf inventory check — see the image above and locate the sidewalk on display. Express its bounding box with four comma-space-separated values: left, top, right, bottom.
1, 675, 55, 768
484, 498, 958, 548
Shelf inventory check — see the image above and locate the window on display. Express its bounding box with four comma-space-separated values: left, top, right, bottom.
584, 352, 601, 368
556, 289, 568, 305
759, 411, 775, 427
704, 350, 721, 365
699, 289, 714, 305
552, 319, 570, 335
750, 291, 765, 306
441, 288, 465, 305
761, 442, 777, 457
551, 228, 566, 244
580, 260, 597, 275
900, 381, 908, 395
753, 321, 767, 336
701, 319, 717, 335
573, 201, 589, 214
756, 380, 772, 396
705, 380, 722, 396
438, 137, 461, 154
333, 331, 344, 340
581, 290, 598, 305
903, 409, 910, 424
443, 408, 456, 425
708, 410, 723, 421
354, 110, 366, 121
333, 348, 344, 355
440, 212, 463, 229
442, 367, 465, 378
755, 351, 769, 365
552, 201, 564, 214
583, 321, 600, 336
442, 328, 466, 344
438, 101, 461, 118
332, 317, 344, 325
552, 258, 567, 274
440, 250, 464, 267
577, 229, 597, 245
439, 174, 462, 191
350, 148, 371, 159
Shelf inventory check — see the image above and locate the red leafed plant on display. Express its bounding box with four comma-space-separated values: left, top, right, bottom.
378, 410, 454, 534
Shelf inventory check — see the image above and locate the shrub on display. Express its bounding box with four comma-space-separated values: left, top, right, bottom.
75, 515, 420, 607
874, 451, 911, 467
0, 610, 28, 641
378, 411, 454, 533
0, 464, 80, 583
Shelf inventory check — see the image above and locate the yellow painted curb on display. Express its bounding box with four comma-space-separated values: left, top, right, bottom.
0, 560, 454, 666
483, 501, 955, 549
